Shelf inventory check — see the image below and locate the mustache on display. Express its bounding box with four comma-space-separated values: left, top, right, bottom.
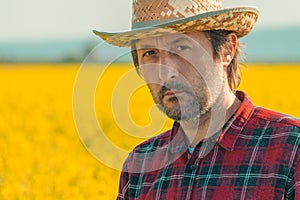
159, 81, 193, 97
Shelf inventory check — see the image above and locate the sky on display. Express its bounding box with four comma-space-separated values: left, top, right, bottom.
1, 0, 300, 42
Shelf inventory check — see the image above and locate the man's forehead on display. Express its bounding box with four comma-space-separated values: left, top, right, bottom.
134, 31, 207, 48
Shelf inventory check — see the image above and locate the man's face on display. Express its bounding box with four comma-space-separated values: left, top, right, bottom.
135, 31, 224, 120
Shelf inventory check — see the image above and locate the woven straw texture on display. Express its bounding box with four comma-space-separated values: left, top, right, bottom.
93, 0, 259, 47
133, 0, 222, 23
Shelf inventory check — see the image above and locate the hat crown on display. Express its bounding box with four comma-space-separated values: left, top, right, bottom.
132, 0, 223, 24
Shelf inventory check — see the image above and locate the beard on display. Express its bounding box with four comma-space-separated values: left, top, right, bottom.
149, 81, 215, 121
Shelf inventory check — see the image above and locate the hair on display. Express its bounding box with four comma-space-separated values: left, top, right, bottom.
206, 30, 242, 91
131, 30, 242, 91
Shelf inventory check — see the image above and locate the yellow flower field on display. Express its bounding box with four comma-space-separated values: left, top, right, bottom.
0, 63, 299, 199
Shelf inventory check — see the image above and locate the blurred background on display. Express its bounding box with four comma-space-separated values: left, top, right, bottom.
1, 0, 300, 199
1, 0, 300, 63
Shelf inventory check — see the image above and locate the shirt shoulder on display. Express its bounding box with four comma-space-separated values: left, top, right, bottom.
122, 128, 174, 173
245, 106, 300, 162
131, 129, 172, 153
252, 106, 300, 129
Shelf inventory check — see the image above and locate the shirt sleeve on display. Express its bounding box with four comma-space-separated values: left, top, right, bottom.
292, 161, 300, 200
117, 170, 129, 200
117, 152, 134, 200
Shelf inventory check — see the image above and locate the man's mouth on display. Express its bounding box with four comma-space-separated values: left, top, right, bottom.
163, 90, 185, 98
159, 84, 191, 101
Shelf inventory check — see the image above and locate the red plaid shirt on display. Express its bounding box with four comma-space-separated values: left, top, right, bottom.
117, 91, 300, 200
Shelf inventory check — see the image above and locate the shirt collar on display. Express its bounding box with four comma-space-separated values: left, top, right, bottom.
168, 91, 255, 153
169, 122, 189, 153
217, 91, 255, 151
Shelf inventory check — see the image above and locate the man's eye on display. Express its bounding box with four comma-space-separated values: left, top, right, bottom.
143, 50, 156, 57
176, 45, 190, 51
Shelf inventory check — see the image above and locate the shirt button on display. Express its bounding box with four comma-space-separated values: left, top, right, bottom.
190, 165, 196, 170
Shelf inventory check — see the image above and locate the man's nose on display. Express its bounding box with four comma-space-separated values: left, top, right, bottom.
158, 51, 179, 82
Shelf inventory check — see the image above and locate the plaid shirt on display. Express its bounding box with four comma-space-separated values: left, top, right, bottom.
117, 91, 300, 200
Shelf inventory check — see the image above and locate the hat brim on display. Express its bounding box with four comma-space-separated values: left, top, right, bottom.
93, 7, 259, 47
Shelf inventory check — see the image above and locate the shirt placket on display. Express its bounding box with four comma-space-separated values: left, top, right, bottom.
180, 138, 219, 199
180, 147, 203, 200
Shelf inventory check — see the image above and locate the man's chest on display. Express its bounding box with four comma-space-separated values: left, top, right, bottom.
128, 145, 292, 200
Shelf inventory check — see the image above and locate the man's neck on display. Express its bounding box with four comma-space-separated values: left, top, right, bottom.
180, 90, 241, 148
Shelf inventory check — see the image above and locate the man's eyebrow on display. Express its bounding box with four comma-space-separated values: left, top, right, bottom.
137, 36, 193, 49
170, 37, 192, 45
138, 44, 155, 49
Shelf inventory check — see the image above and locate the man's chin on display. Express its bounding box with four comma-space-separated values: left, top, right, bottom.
165, 111, 201, 121
157, 104, 201, 121
156, 104, 180, 120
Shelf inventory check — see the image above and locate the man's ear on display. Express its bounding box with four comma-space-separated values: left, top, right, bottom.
221, 33, 238, 68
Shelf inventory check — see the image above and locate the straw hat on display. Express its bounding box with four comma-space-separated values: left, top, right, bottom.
93, 0, 259, 47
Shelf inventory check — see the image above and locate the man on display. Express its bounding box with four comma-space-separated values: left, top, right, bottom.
93, 0, 300, 199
